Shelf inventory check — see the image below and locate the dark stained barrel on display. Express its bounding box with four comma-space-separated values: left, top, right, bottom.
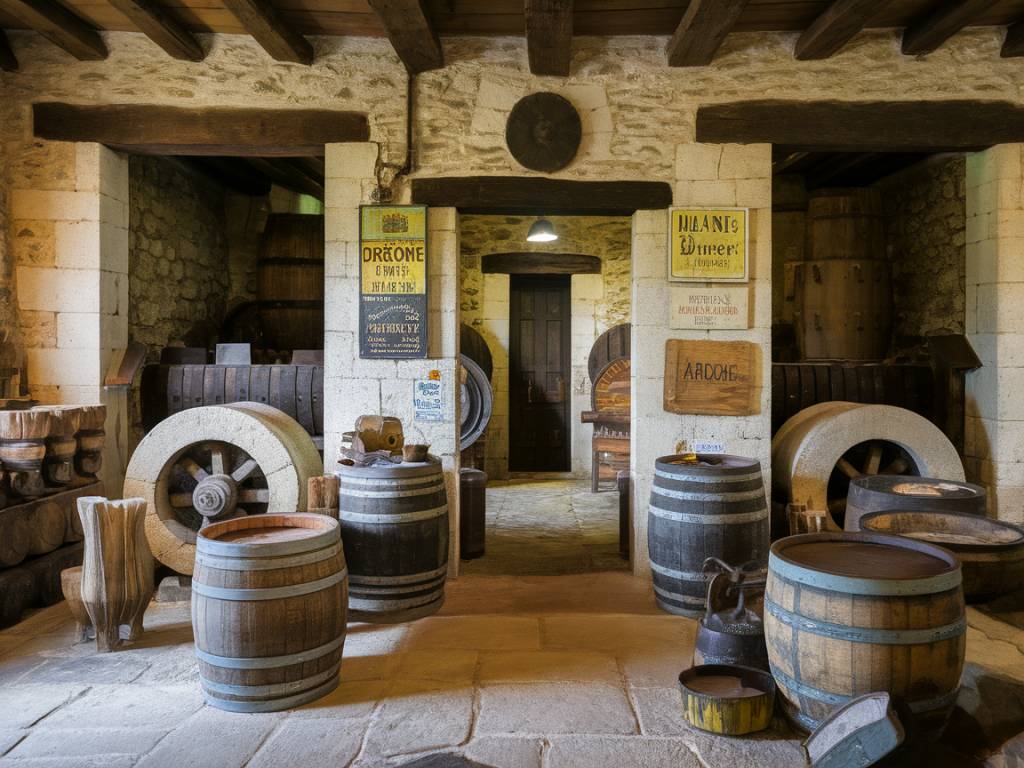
845, 475, 986, 532
336, 458, 449, 623
460, 355, 492, 450
647, 454, 769, 616
805, 188, 885, 261
588, 323, 630, 383
257, 214, 325, 351
460, 324, 493, 380
765, 532, 965, 739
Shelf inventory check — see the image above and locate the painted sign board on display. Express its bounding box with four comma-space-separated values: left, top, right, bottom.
664, 339, 760, 416
359, 205, 428, 358
669, 285, 749, 330
669, 208, 749, 282
414, 378, 444, 422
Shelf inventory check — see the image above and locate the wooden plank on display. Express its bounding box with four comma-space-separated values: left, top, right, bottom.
695, 99, 1024, 151
411, 176, 672, 215
482, 252, 600, 275
667, 0, 749, 67
525, 0, 572, 76
222, 0, 313, 64
794, 0, 880, 60
0, 29, 18, 71
4, 0, 106, 60
366, 0, 442, 73
106, 0, 205, 60
1002, 20, 1024, 57
902, 0, 1001, 55
33, 103, 368, 156
244, 157, 324, 199
663, 339, 760, 416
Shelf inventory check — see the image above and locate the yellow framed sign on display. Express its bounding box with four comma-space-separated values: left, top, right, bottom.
669, 207, 749, 282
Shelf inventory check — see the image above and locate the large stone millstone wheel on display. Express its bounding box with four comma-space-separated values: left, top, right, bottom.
771, 402, 964, 530
124, 402, 322, 575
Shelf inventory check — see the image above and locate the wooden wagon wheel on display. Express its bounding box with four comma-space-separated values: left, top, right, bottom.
825, 439, 917, 524
164, 441, 270, 531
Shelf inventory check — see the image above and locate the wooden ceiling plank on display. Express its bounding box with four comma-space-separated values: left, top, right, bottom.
221, 0, 313, 64
106, 0, 204, 60
525, 0, 572, 76
244, 157, 324, 198
902, 0, 1001, 55
33, 103, 369, 155
174, 157, 274, 196
794, 0, 881, 60
0, 28, 18, 70
4, 0, 107, 60
667, 0, 750, 67
367, 0, 443, 73
1002, 20, 1024, 57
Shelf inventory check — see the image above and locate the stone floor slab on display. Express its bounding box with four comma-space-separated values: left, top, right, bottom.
404, 617, 540, 651
247, 718, 365, 768
289, 679, 385, 720
363, 680, 474, 759
0, 685, 87, 729
478, 650, 620, 684
545, 735, 701, 768
541, 615, 693, 653
26, 654, 152, 685
477, 682, 637, 736
134, 707, 281, 768
36, 684, 203, 730
395, 649, 479, 683
8, 727, 167, 758
0, 757, 137, 768
0, 731, 26, 756
463, 735, 544, 768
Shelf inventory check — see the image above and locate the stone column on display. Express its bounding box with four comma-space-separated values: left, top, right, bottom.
322, 145, 461, 571
629, 142, 772, 577
964, 145, 1024, 524
11, 143, 129, 494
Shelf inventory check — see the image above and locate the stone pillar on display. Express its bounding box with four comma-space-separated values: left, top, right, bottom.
480, 272, 509, 480
629, 142, 772, 577
964, 144, 1024, 524
322, 145, 461, 571
11, 143, 129, 494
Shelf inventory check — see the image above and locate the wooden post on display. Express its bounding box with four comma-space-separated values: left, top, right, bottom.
308, 475, 339, 518
77, 496, 155, 652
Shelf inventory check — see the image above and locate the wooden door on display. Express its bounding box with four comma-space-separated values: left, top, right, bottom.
509, 275, 571, 472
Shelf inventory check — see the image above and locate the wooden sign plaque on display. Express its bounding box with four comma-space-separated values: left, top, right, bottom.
664, 340, 760, 416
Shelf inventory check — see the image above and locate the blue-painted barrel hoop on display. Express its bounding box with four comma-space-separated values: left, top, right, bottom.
348, 564, 449, 586
768, 552, 961, 596
339, 504, 447, 525
649, 504, 768, 525
764, 598, 966, 644
192, 569, 347, 601
201, 665, 339, 699
202, 674, 340, 713
194, 541, 343, 571
195, 634, 345, 670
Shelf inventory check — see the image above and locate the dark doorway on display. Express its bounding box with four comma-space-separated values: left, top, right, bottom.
509, 275, 571, 472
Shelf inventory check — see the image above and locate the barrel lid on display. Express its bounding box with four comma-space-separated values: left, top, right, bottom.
197, 513, 339, 558
859, 509, 1024, 553
336, 456, 442, 480
850, 475, 985, 499
770, 532, 960, 596
655, 454, 761, 476
804, 692, 904, 768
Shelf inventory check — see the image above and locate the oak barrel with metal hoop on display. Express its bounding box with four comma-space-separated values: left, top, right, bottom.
764, 532, 965, 739
647, 454, 769, 616
588, 323, 630, 383
845, 475, 986, 532
336, 458, 449, 623
257, 214, 325, 351
191, 513, 348, 713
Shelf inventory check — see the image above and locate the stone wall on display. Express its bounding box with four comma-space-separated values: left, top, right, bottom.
459, 215, 631, 478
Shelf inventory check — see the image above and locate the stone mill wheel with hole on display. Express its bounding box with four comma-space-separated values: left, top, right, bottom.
124, 402, 322, 575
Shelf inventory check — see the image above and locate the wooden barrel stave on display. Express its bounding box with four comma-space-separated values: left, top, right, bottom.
805, 188, 885, 262
648, 455, 769, 616
846, 475, 986, 533
257, 214, 325, 352
588, 324, 631, 383
192, 513, 347, 712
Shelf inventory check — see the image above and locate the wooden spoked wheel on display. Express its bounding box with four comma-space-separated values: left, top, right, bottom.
165, 441, 270, 531
825, 439, 918, 526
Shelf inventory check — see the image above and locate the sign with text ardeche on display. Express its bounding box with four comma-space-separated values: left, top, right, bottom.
669, 208, 748, 282
664, 339, 760, 416
359, 205, 428, 358
669, 285, 749, 330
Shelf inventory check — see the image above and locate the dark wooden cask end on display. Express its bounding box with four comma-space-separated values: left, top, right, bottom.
846, 475, 987, 532
336, 459, 449, 623
588, 323, 631, 383
257, 214, 325, 352
647, 454, 769, 617
192, 513, 347, 712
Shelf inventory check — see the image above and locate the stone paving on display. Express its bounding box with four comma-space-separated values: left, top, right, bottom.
0, 572, 1022, 767
460, 478, 629, 576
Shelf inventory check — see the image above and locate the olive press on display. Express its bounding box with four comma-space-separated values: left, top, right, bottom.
693, 557, 769, 672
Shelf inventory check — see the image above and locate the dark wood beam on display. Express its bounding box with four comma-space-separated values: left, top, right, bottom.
696, 100, 1024, 151
902, 0, 1000, 56
483, 252, 600, 275
525, 0, 572, 76
411, 176, 672, 216
221, 0, 312, 64
795, 0, 880, 60
181, 157, 273, 197
4, 0, 106, 60
105, 0, 203, 61
1002, 20, 1024, 57
0, 30, 18, 71
366, 0, 443, 74
34, 103, 369, 156
244, 157, 324, 199
667, 0, 749, 67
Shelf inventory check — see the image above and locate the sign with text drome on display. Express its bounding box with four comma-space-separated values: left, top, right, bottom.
359, 205, 428, 359
669, 208, 749, 282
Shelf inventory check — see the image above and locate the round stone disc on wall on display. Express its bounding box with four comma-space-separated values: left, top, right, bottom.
505, 92, 582, 173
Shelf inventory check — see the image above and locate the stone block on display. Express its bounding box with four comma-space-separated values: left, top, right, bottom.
12, 189, 100, 222
362, 679, 473, 758
57, 311, 100, 349
735, 177, 772, 208
325, 206, 359, 243
27, 347, 101, 387
20, 310, 57, 348
325, 142, 378, 180
477, 682, 637, 735
324, 275, 359, 332
478, 650, 620, 684
9, 727, 167, 759
675, 143, 721, 182
718, 143, 771, 180
12, 219, 56, 266
324, 177, 363, 210
291, 679, 386, 719
248, 718, 365, 768
16, 265, 100, 312
37, 684, 203, 730
429, 207, 457, 232
99, 193, 128, 229
0, 685, 88, 729
541, 615, 693, 653
673, 180, 736, 207
465, 736, 544, 768
404, 616, 541, 651
135, 708, 281, 768
394, 649, 478, 683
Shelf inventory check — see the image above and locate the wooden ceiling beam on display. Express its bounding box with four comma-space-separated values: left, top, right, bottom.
902, 0, 1000, 56
1002, 21, 1024, 57
367, 0, 443, 74
525, 0, 572, 76
33, 103, 369, 156
244, 157, 324, 199
795, 0, 880, 60
106, 0, 204, 61
0, 29, 18, 71
667, 0, 749, 67
221, 0, 313, 64
3, 0, 106, 60
172, 157, 273, 197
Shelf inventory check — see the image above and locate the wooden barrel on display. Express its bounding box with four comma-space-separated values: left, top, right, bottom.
460, 355, 493, 450
591, 358, 630, 413
336, 458, 449, 623
846, 475, 986, 533
460, 324, 493, 380
588, 323, 630, 383
647, 454, 769, 616
795, 259, 891, 361
257, 214, 325, 351
859, 510, 1024, 602
192, 513, 347, 712
806, 188, 885, 261
765, 532, 965, 738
